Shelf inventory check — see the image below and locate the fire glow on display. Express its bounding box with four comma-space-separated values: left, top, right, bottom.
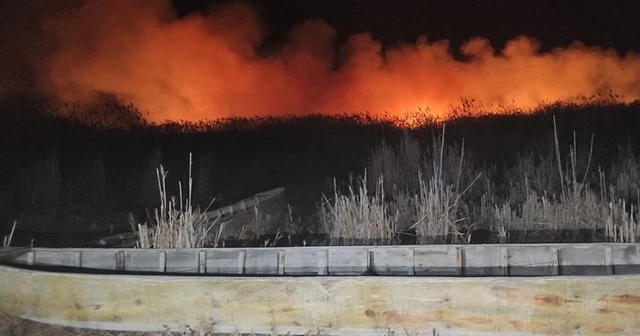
28, 1, 640, 122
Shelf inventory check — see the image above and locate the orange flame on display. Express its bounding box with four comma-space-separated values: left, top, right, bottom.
32, 0, 640, 123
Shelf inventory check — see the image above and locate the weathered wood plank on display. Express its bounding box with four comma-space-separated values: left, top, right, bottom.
245, 249, 279, 274
124, 250, 164, 273
82, 250, 118, 271
1, 263, 640, 335
559, 245, 608, 275
284, 248, 320, 275
328, 248, 367, 275
371, 247, 413, 275
34, 250, 77, 267
5, 244, 640, 277
206, 249, 244, 274
507, 245, 558, 276
613, 244, 640, 274
464, 246, 505, 276
166, 250, 199, 273
414, 245, 457, 275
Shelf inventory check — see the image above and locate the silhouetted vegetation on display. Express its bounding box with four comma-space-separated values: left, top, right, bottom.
1, 96, 639, 246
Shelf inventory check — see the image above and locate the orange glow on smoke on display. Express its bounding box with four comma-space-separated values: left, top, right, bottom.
37, 0, 640, 123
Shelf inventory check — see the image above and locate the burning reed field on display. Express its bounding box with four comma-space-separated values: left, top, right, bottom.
1, 98, 640, 248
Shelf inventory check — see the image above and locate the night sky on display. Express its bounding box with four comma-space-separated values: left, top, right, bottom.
172, 0, 640, 53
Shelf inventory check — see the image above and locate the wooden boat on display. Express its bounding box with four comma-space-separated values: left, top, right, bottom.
205, 186, 285, 220
2, 243, 640, 335
91, 186, 286, 248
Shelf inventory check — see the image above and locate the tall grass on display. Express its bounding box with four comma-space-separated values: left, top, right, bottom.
323, 128, 481, 244
4, 100, 640, 246
410, 127, 481, 243
320, 173, 395, 245
135, 154, 223, 248
323, 119, 640, 244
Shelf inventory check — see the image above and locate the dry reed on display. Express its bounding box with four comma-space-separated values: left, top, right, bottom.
135, 153, 223, 248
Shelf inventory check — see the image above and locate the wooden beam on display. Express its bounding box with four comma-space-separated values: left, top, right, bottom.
1, 263, 640, 335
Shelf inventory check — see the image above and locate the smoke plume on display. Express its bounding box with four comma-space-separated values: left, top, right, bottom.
2, 0, 640, 122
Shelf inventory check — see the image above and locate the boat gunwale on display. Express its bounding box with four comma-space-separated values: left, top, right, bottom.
2, 243, 640, 277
